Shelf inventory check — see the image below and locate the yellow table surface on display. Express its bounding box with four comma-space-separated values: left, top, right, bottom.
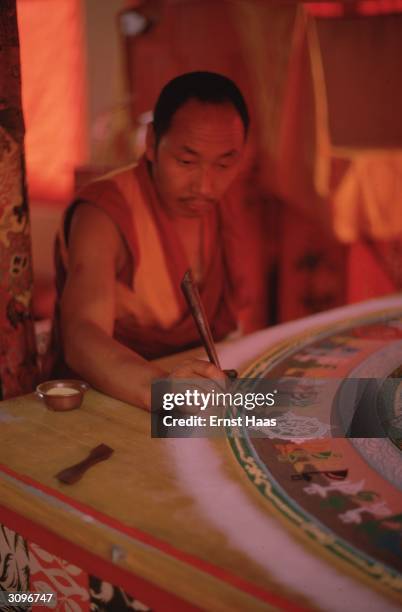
0, 346, 310, 612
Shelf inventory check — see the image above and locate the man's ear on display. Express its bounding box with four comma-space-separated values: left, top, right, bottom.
145, 123, 156, 162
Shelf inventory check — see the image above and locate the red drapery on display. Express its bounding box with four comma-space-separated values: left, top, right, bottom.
0, 0, 37, 398
306, 1, 402, 17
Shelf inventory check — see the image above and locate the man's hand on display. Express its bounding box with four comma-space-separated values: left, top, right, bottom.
168, 358, 226, 381
166, 359, 227, 414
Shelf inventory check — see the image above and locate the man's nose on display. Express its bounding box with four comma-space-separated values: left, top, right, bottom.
193, 167, 214, 197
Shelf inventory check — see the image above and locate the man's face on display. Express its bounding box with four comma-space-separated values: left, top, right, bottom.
146, 99, 246, 217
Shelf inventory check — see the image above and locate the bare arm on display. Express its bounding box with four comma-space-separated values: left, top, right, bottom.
61, 205, 225, 411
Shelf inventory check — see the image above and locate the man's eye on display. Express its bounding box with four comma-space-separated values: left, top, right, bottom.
217, 156, 238, 169
177, 158, 193, 166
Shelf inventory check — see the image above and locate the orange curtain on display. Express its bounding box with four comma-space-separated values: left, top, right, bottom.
17, 0, 87, 203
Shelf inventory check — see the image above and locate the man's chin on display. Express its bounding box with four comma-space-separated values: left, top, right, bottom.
179, 200, 215, 216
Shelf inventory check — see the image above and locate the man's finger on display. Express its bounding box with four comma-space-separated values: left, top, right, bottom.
169, 359, 225, 380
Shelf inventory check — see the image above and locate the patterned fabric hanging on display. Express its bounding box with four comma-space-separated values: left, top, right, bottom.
0, 1, 37, 398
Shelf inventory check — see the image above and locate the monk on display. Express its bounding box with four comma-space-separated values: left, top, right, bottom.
53, 72, 249, 410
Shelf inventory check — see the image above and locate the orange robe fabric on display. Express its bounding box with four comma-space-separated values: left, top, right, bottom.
52, 157, 241, 372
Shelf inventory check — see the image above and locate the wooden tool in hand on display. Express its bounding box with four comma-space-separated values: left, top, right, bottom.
181, 269, 237, 380
55, 444, 114, 485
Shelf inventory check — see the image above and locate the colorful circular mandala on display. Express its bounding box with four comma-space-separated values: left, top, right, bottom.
227, 308, 402, 599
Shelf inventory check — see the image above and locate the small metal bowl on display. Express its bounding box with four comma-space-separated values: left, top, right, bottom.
36, 380, 89, 411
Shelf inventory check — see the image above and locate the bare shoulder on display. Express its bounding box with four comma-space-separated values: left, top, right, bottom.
68, 202, 125, 271
61, 203, 122, 334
